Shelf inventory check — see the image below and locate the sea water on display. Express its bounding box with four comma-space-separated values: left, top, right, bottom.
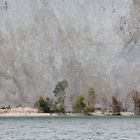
0, 116, 140, 140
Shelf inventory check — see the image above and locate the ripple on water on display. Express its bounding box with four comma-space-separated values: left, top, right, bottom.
0, 116, 140, 140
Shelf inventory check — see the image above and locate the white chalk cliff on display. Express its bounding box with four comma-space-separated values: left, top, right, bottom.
0, 0, 140, 108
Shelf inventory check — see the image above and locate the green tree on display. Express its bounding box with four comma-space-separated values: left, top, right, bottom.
51, 100, 65, 113
35, 97, 50, 113
45, 98, 54, 112
53, 80, 68, 112
88, 88, 96, 107
73, 96, 86, 113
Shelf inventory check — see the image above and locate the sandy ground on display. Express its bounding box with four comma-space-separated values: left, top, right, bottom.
0, 107, 58, 117
0, 107, 135, 117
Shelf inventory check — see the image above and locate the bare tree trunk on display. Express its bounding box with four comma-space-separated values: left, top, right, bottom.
112, 104, 121, 115
135, 103, 140, 115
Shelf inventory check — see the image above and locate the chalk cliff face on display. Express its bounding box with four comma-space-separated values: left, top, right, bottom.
0, 0, 140, 108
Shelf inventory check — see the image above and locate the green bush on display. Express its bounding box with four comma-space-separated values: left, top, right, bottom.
84, 106, 95, 113
73, 96, 86, 113
35, 97, 50, 113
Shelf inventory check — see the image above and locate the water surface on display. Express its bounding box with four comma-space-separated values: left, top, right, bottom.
0, 116, 140, 140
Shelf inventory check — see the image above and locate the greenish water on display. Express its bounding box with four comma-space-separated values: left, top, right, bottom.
0, 116, 140, 140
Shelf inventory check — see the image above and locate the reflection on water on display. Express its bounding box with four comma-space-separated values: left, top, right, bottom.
0, 116, 140, 140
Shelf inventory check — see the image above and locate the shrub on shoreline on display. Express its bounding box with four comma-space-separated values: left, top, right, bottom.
72, 96, 86, 113
84, 106, 95, 114
35, 97, 50, 113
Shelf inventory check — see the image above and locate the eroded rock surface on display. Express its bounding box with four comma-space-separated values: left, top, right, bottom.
0, 0, 140, 109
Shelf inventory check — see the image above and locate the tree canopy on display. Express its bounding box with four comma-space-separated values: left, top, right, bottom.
53, 80, 68, 102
